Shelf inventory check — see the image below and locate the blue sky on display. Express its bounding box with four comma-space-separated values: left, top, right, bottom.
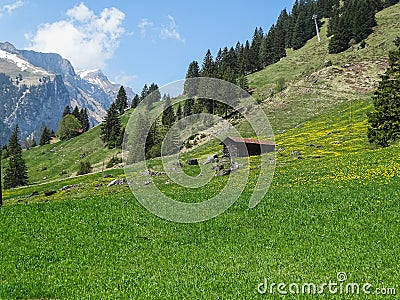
0, 0, 295, 94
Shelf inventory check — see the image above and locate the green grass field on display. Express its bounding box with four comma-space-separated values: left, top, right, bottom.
1, 3, 399, 299
1, 147, 399, 299
1, 95, 399, 298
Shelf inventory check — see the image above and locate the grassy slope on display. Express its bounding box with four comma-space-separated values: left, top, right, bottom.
248, 3, 400, 131
1, 142, 399, 299
20, 111, 132, 184
1, 4, 399, 299
17, 4, 400, 185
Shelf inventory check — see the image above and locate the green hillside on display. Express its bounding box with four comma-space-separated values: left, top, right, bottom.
17, 110, 132, 184
0, 3, 399, 299
249, 3, 400, 131
15, 3, 399, 186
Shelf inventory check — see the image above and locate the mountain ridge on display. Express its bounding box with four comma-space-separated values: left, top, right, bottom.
0, 42, 135, 144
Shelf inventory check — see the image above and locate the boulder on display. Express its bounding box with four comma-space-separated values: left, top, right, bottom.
44, 190, 56, 196
28, 191, 39, 198
216, 169, 231, 177
292, 151, 301, 157
203, 154, 218, 165
187, 159, 199, 165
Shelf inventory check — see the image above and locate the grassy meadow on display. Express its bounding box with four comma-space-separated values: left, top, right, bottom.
1, 94, 399, 298
1, 3, 399, 299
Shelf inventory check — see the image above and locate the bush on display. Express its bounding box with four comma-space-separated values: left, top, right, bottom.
145, 144, 162, 159
106, 155, 122, 168
275, 78, 286, 93
77, 160, 92, 175
57, 114, 81, 141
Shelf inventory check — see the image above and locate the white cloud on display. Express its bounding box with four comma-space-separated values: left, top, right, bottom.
138, 18, 153, 36
66, 2, 94, 22
26, 2, 125, 70
0, 0, 23, 17
160, 15, 184, 42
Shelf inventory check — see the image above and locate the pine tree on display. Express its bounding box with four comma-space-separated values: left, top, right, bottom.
352, 0, 377, 43
101, 103, 122, 149
131, 94, 140, 108
146, 117, 160, 159
184, 61, 200, 97
201, 49, 216, 77
176, 103, 183, 120
39, 126, 52, 145
115, 85, 128, 114
146, 83, 161, 109
237, 75, 249, 91
62, 105, 71, 117
249, 27, 264, 72
241, 41, 252, 74
3, 125, 28, 189
140, 84, 149, 101
161, 94, 176, 128
79, 108, 90, 132
183, 98, 194, 117
367, 37, 400, 147
328, 22, 352, 53
72, 106, 80, 120
126, 112, 149, 163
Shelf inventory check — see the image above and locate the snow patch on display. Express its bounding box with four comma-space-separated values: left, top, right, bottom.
0, 49, 50, 75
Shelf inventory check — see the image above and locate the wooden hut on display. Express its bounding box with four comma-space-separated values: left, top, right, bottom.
221, 136, 276, 157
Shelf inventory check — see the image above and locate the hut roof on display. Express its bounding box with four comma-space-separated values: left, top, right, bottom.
224, 136, 276, 146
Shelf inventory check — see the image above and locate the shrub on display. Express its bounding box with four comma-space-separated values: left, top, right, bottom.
106, 155, 122, 168
77, 160, 92, 175
145, 144, 162, 160
275, 78, 286, 93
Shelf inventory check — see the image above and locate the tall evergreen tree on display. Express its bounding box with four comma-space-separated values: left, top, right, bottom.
100, 103, 122, 149
161, 94, 176, 128
39, 126, 52, 145
146, 83, 161, 108
291, 0, 317, 50
115, 85, 128, 114
367, 37, 400, 147
79, 108, 90, 132
3, 125, 28, 189
184, 61, 200, 97
176, 103, 183, 120
127, 112, 149, 163
183, 98, 194, 117
201, 49, 216, 77
237, 75, 249, 91
62, 105, 71, 117
249, 27, 264, 72
146, 117, 161, 158
72, 106, 80, 120
352, 0, 377, 43
140, 84, 149, 101
241, 41, 252, 74
131, 94, 140, 108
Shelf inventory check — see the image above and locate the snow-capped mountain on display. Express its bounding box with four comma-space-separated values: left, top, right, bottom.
77, 69, 135, 102
0, 41, 135, 145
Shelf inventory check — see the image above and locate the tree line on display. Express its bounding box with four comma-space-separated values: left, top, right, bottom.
328, 0, 399, 53
184, 0, 338, 88
186, 0, 400, 84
